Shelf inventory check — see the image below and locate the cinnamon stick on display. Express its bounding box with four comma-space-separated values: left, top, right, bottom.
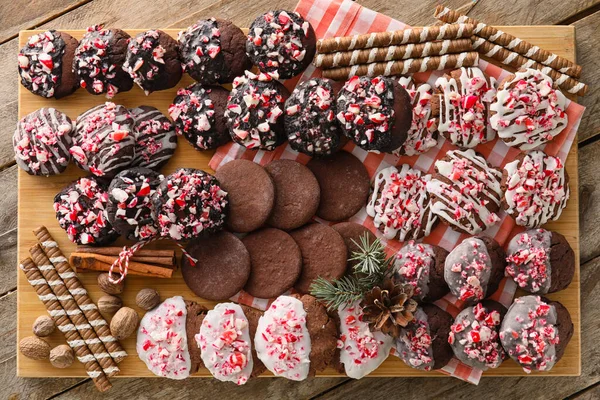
70, 254, 174, 278
76, 246, 176, 267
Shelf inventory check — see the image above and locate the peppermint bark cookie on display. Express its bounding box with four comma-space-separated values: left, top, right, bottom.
13, 108, 74, 176
396, 304, 453, 371
426, 149, 503, 235
73, 26, 133, 98
72, 102, 135, 178
123, 30, 182, 95
225, 71, 289, 150
54, 176, 118, 245
500, 296, 573, 373
506, 229, 575, 294
449, 301, 507, 370
169, 84, 230, 151
502, 150, 569, 228
490, 69, 568, 151
336, 76, 412, 152
444, 236, 506, 304
18, 30, 79, 98
285, 78, 341, 157
197, 303, 254, 385
129, 105, 177, 171
137, 296, 191, 379
107, 168, 163, 242
434, 67, 497, 148
393, 241, 449, 303
178, 18, 251, 84
366, 165, 438, 241
395, 76, 438, 156
152, 168, 228, 240
246, 10, 316, 79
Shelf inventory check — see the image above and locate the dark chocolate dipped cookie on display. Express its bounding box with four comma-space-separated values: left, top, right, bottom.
129, 105, 177, 171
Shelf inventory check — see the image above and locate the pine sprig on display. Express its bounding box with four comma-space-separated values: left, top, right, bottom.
349, 235, 388, 275
309, 276, 364, 311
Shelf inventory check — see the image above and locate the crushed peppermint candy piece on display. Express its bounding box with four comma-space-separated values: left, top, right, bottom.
506, 229, 554, 294
395, 307, 436, 371
129, 106, 177, 171
392, 241, 438, 301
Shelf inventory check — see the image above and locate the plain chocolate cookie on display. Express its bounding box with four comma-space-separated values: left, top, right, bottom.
185, 300, 208, 373
264, 159, 320, 230
181, 231, 251, 301
332, 222, 376, 275
307, 151, 370, 222
240, 305, 267, 377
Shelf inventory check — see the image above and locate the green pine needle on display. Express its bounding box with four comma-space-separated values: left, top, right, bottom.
310, 276, 365, 311
349, 235, 388, 275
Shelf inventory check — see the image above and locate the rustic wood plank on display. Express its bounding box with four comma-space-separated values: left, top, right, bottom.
570, 383, 600, 400
579, 138, 600, 263
0, 292, 17, 363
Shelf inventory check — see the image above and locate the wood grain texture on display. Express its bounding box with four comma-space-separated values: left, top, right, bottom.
15, 26, 581, 379
579, 139, 600, 263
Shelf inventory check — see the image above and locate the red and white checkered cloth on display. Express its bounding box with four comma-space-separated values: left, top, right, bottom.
210, 0, 586, 384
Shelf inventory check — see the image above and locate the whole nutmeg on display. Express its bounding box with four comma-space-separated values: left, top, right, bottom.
97, 273, 125, 295
50, 344, 74, 368
98, 295, 123, 315
19, 336, 51, 360
136, 288, 160, 311
32, 315, 55, 337
110, 307, 139, 340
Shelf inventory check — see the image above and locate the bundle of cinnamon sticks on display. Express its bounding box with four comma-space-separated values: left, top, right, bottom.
71, 247, 176, 278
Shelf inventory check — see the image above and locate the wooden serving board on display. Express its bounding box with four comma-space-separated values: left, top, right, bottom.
17, 26, 580, 378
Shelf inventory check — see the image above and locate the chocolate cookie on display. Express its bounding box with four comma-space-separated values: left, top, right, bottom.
185, 300, 208, 373
427, 149, 503, 235
444, 236, 506, 304
214, 159, 274, 232
434, 67, 497, 148
225, 71, 290, 150
107, 168, 163, 242
18, 30, 78, 98
152, 168, 228, 241
396, 304, 453, 371
307, 151, 370, 222
123, 30, 182, 95
502, 150, 570, 228
285, 78, 341, 157
242, 228, 302, 298
264, 159, 319, 230
178, 18, 251, 84
129, 106, 177, 171
181, 231, 250, 300
449, 300, 507, 370
392, 241, 449, 303
240, 305, 267, 377
332, 222, 376, 274
72, 102, 135, 178
73, 26, 133, 98
395, 76, 439, 156
53, 176, 118, 245
13, 107, 74, 176
169, 84, 230, 151
367, 164, 438, 241
336, 75, 412, 152
506, 229, 575, 294
246, 10, 316, 79
290, 223, 347, 293
500, 296, 573, 372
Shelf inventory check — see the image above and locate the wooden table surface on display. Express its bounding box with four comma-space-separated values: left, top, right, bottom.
0, 0, 598, 398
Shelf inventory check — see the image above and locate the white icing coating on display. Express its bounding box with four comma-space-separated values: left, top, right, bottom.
444, 237, 493, 303
393, 241, 435, 301
490, 69, 568, 151
337, 301, 393, 379
426, 149, 502, 234
137, 296, 191, 380
197, 303, 253, 385
506, 229, 553, 294
366, 165, 437, 241
395, 307, 435, 370
255, 296, 311, 381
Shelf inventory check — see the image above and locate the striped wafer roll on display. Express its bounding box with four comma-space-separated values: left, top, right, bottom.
322, 52, 479, 80
29, 244, 120, 377
314, 38, 472, 68
317, 23, 474, 54
19, 258, 112, 392
34, 227, 127, 363
434, 5, 582, 78
472, 37, 588, 96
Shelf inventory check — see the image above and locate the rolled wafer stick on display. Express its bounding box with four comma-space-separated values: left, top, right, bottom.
315, 38, 473, 68
434, 5, 582, 78
19, 258, 112, 392
472, 37, 589, 96
34, 227, 128, 363
322, 52, 480, 80
29, 243, 120, 376
317, 23, 474, 54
